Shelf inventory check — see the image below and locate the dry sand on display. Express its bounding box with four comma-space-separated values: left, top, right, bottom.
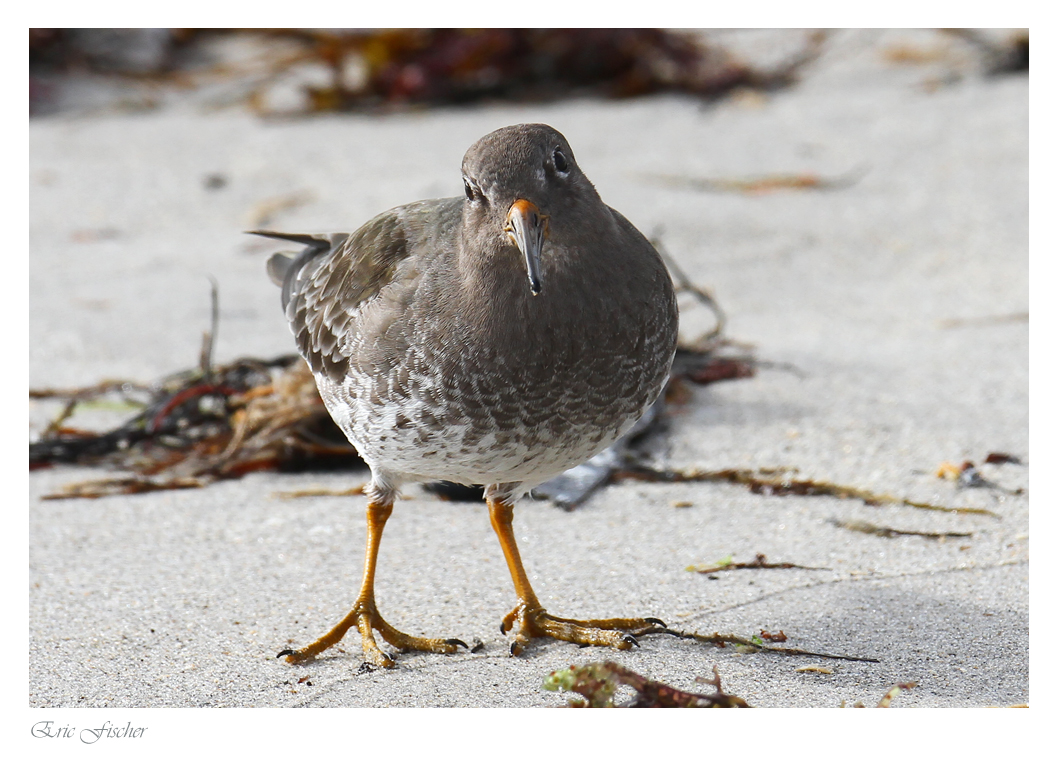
27, 29, 1031, 734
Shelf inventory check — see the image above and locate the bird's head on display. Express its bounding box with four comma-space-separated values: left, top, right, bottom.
460, 123, 600, 296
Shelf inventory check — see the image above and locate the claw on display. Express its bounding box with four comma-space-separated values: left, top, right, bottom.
500, 621, 507, 635
644, 617, 667, 628
277, 649, 295, 659
622, 634, 639, 647
509, 640, 524, 657
446, 637, 469, 650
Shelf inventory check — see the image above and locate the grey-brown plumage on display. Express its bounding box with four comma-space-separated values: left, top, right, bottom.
262, 124, 678, 667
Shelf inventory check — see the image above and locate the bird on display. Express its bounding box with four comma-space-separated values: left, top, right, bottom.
259, 123, 678, 668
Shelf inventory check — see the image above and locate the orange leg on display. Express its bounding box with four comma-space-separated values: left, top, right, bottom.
487, 497, 665, 656
279, 496, 466, 668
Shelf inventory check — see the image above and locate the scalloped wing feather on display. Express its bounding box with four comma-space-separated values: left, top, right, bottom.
258, 213, 412, 384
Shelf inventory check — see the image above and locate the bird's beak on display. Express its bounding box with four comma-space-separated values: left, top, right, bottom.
505, 199, 548, 296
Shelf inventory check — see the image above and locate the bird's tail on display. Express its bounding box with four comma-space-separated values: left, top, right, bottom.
248, 230, 348, 309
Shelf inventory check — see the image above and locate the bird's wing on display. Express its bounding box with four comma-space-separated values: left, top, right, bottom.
253, 209, 415, 384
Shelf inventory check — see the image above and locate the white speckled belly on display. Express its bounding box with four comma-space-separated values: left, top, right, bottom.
315, 361, 652, 488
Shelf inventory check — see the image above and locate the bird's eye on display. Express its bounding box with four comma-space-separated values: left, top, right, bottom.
552, 149, 569, 174
463, 177, 480, 202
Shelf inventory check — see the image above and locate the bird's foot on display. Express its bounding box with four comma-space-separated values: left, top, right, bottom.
278, 600, 467, 668
500, 601, 667, 656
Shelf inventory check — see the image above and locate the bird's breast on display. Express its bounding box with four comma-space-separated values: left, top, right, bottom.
325, 232, 676, 484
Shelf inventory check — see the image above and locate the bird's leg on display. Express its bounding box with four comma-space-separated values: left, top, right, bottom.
279, 495, 466, 668
487, 496, 666, 656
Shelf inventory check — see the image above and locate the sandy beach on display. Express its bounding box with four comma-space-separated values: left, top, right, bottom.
29, 29, 1029, 716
